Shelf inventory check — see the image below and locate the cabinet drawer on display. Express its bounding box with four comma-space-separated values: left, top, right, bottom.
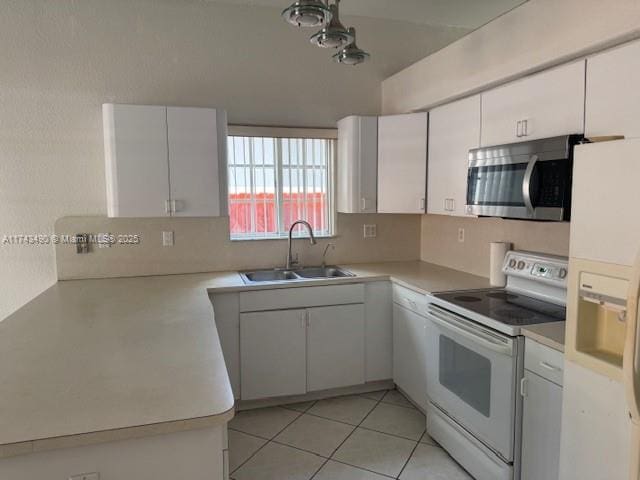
239, 284, 365, 312
392, 283, 427, 316
525, 339, 564, 386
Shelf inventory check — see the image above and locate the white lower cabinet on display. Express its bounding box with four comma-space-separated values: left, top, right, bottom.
393, 302, 428, 410
520, 339, 564, 480
307, 304, 365, 391
214, 283, 393, 402
240, 309, 307, 401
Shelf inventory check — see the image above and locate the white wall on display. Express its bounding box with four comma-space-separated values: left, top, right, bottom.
0, 0, 465, 320
382, 0, 640, 113
420, 215, 570, 278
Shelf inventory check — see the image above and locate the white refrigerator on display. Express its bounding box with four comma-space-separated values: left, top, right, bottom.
560, 139, 640, 480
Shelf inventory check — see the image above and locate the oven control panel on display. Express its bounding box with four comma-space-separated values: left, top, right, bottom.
503, 251, 568, 286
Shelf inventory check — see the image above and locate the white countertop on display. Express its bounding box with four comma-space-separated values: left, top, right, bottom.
0, 272, 237, 457
521, 322, 566, 352
0, 260, 489, 458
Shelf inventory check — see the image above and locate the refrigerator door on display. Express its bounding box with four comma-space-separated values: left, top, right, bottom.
571, 139, 640, 266
624, 249, 640, 480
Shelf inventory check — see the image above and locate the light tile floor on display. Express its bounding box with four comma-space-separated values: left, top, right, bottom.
228, 389, 473, 480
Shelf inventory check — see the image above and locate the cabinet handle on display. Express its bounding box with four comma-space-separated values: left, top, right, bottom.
361, 197, 366, 211
171, 199, 177, 214
420, 198, 425, 211
520, 377, 528, 397
306, 310, 310, 328
450, 198, 455, 212
539, 361, 562, 372
516, 120, 522, 138
523, 119, 528, 137
165, 200, 172, 214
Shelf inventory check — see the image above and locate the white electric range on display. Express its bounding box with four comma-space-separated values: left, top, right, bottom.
424, 250, 568, 480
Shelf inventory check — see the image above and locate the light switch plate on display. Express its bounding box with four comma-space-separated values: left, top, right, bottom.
162, 231, 174, 247
69, 473, 99, 480
363, 224, 377, 238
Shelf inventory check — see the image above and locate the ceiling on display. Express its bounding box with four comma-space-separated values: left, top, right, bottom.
201, 0, 528, 29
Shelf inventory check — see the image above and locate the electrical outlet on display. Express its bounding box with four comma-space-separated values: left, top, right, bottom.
162, 231, 174, 247
458, 228, 465, 243
69, 473, 99, 480
363, 224, 377, 238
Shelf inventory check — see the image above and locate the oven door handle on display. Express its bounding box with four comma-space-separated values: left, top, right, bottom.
427, 306, 514, 356
522, 154, 539, 213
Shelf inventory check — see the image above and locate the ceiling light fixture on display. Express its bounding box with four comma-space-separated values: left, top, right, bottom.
282, 0, 332, 28
309, 0, 353, 49
332, 28, 370, 65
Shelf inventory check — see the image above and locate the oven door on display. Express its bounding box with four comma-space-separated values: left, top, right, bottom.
425, 304, 519, 462
466, 153, 571, 221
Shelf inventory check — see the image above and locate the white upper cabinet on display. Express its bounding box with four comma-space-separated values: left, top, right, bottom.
337, 116, 378, 213
103, 104, 227, 218
377, 112, 428, 214
103, 104, 170, 217
586, 39, 640, 139
427, 95, 480, 217
481, 61, 585, 146
167, 107, 227, 217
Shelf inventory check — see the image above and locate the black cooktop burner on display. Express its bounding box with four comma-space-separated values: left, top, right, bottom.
453, 295, 482, 303
494, 308, 536, 322
486, 292, 518, 301
434, 288, 565, 327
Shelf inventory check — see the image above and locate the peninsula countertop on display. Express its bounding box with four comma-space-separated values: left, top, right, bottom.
0, 260, 489, 458
0, 273, 236, 458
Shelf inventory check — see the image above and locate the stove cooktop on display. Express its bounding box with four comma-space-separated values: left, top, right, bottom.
433, 288, 566, 327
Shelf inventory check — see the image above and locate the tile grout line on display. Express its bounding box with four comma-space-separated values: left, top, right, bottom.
229, 404, 311, 476
395, 431, 424, 479
230, 390, 426, 480
309, 389, 391, 480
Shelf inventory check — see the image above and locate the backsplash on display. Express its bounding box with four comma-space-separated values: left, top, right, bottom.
55, 214, 421, 280
420, 214, 570, 278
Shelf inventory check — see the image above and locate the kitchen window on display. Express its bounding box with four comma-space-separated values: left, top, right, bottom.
227, 126, 336, 240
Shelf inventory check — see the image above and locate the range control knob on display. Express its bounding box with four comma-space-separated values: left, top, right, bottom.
558, 268, 568, 279
508, 259, 517, 268
517, 260, 526, 270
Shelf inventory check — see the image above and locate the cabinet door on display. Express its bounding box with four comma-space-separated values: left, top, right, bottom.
167, 107, 226, 217
427, 95, 480, 216
521, 371, 563, 480
393, 304, 427, 409
377, 113, 428, 213
307, 304, 365, 391
103, 104, 170, 217
586, 39, 640, 139
481, 61, 585, 146
240, 309, 307, 400
337, 116, 378, 213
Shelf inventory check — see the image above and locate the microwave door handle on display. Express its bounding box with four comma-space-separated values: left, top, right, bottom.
522, 154, 539, 213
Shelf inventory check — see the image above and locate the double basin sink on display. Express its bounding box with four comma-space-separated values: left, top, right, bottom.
240, 266, 354, 284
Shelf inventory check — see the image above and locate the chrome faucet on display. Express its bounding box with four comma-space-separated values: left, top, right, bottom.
321, 243, 336, 268
286, 220, 317, 269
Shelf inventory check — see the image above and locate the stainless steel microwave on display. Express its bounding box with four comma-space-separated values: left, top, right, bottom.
466, 135, 584, 221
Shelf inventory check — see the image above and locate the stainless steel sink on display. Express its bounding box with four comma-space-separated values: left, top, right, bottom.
242, 270, 298, 283
240, 266, 354, 284
294, 266, 354, 279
